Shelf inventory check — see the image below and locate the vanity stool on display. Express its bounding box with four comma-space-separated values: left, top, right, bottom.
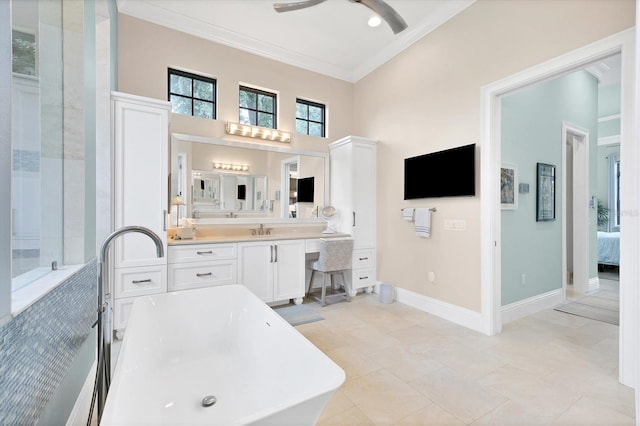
307, 238, 354, 306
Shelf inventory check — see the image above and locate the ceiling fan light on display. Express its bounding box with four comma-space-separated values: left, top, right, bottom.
368, 15, 381, 27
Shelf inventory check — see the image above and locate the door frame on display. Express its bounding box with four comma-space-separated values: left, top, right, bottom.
280, 156, 299, 218
561, 122, 591, 295
480, 28, 637, 388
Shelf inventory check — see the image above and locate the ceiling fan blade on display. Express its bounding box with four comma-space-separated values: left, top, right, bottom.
354, 0, 408, 34
273, 0, 328, 13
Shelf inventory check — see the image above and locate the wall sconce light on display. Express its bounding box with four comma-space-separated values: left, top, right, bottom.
225, 122, 291, 143
213, 162, 249, 172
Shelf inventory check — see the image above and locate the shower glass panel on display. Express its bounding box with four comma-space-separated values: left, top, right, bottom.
11, 0, 63, 291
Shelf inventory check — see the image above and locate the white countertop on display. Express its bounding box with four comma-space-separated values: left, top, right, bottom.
168, 232, 351, 245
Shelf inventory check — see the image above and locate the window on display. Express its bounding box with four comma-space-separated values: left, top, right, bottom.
239, 86, 276, 128
168, 68, 216, 119
296, 99, 325, 137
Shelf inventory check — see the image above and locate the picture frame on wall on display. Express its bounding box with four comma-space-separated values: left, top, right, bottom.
500, 164, 517, 210
536, 162, 555, 221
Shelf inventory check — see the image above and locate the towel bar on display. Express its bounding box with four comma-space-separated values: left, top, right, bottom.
401, 207, 436, 212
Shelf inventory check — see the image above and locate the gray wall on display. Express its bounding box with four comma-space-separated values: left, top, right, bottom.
501, 70, 598, 306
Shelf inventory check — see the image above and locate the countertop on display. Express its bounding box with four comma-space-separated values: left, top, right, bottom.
168, 232, 351, 245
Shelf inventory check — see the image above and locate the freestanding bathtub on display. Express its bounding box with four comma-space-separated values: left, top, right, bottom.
100, 284, 345, 425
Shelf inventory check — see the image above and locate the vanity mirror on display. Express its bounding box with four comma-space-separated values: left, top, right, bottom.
171, 133, 328, 223
191, 170, 268, 213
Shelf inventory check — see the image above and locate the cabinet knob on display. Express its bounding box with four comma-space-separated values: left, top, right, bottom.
132, 278, 152, 284
197, 250, 213, 255
359, 257, 368, 261
196, 272, 213, 277
359, 276, 368, 280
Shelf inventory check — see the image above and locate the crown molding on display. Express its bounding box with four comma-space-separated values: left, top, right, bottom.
117, 0, 475, 83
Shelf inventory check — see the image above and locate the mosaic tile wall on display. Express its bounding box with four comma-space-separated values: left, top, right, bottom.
0, 260, 97, 424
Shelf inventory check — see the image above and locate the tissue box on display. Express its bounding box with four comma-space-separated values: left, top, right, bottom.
177, 227, 194, 239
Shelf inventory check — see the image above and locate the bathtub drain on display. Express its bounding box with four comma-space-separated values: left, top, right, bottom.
202, 395, 217, 407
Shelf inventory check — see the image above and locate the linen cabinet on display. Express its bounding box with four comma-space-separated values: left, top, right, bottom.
110, 92, 170, 336
329, 136, 377, 295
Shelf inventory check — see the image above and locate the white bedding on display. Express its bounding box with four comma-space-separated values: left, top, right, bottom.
597, 231, 620, 266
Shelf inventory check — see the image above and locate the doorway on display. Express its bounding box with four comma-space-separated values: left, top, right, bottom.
563, 123, 590, 297
480, 30, 636, 388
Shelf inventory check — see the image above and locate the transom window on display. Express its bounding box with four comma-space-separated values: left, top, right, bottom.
296, 98, 325, 137
239, 86, 276, 129
168, 68, 216, 119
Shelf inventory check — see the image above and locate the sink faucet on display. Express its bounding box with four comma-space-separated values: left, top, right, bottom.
88, 226, 164, 425
251, 224, 272, 236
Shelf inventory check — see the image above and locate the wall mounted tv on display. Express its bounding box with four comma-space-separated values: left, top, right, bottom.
404, 143, 476, 199
297, 177, 315, 203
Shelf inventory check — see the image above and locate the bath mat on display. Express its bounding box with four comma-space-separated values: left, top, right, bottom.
554, 294, 619, 325
274, 304, 324, 326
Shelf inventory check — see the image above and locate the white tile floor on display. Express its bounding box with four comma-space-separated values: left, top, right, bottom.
296, 282, 634, 425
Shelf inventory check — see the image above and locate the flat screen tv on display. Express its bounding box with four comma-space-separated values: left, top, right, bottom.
297, 177, 314, 203
404, 143, 476, 199
237, 184, 246, 200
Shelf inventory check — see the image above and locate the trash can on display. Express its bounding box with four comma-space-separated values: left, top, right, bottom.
379, 283, 394, 304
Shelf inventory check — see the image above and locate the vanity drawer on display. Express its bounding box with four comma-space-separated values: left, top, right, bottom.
114, 265, 167, 299
352, 268, 375, 289
169, 243, 237, 264
352, 249, 375, 270
168, 259, 237, 292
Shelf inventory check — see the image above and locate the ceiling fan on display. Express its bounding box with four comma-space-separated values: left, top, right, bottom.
273, 0, 408, 35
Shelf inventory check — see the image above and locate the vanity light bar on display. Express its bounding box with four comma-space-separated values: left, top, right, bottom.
213, 162, 249, 172
225, 122, 291, 143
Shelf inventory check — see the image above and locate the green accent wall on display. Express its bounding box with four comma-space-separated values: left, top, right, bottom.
501, 70, 598, 306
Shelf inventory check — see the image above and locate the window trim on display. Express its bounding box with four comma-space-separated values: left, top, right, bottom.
168, 67, 217, 119
295, 98, 326, 138
239, 85, 277, 129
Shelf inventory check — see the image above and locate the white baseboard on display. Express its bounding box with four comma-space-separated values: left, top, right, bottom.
66, 360, 96, 426
376, 284, 484, 333
501, 289, 564, 324
588, 276, 600, 293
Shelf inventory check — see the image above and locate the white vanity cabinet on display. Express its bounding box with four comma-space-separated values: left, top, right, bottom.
329, 136, 377, 294
168, 243, 237, 292
238, 239, 306, 304
111, 92, 171, 335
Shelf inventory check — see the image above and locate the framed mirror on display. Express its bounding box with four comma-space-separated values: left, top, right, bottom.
171, 133, 328, 223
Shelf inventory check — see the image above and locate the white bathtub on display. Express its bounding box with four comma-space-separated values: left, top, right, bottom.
101, 284, 345, 425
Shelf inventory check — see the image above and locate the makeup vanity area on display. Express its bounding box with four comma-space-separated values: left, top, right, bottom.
110, 92, 376, 338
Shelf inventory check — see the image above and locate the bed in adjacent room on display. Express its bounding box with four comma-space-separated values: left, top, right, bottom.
597, 231, 620, 266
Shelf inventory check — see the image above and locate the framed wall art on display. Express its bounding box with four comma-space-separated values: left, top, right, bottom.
536, 162, 555, 221
500, 164, 518, 210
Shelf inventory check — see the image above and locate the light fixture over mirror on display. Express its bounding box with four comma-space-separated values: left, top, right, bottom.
225, 122, 291, 143
213, 162, 249, 172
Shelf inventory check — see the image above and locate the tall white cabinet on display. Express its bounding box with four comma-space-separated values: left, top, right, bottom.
111, 92, 171, 334
329, 136, 377, 295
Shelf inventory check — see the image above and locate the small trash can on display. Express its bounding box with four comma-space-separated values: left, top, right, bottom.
379, 283, 394, 304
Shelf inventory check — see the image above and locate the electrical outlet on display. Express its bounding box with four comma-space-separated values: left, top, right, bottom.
428, 271, 435, 283
445, 219, 467, 231
521, 273, 526, 286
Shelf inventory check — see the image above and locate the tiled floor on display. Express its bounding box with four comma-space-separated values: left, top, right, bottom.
296, 285, 635, 425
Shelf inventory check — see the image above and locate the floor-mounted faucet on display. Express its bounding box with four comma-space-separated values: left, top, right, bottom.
87, 226, 164, 425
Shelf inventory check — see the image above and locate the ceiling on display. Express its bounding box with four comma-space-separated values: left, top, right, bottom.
116, 0, 476, 82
